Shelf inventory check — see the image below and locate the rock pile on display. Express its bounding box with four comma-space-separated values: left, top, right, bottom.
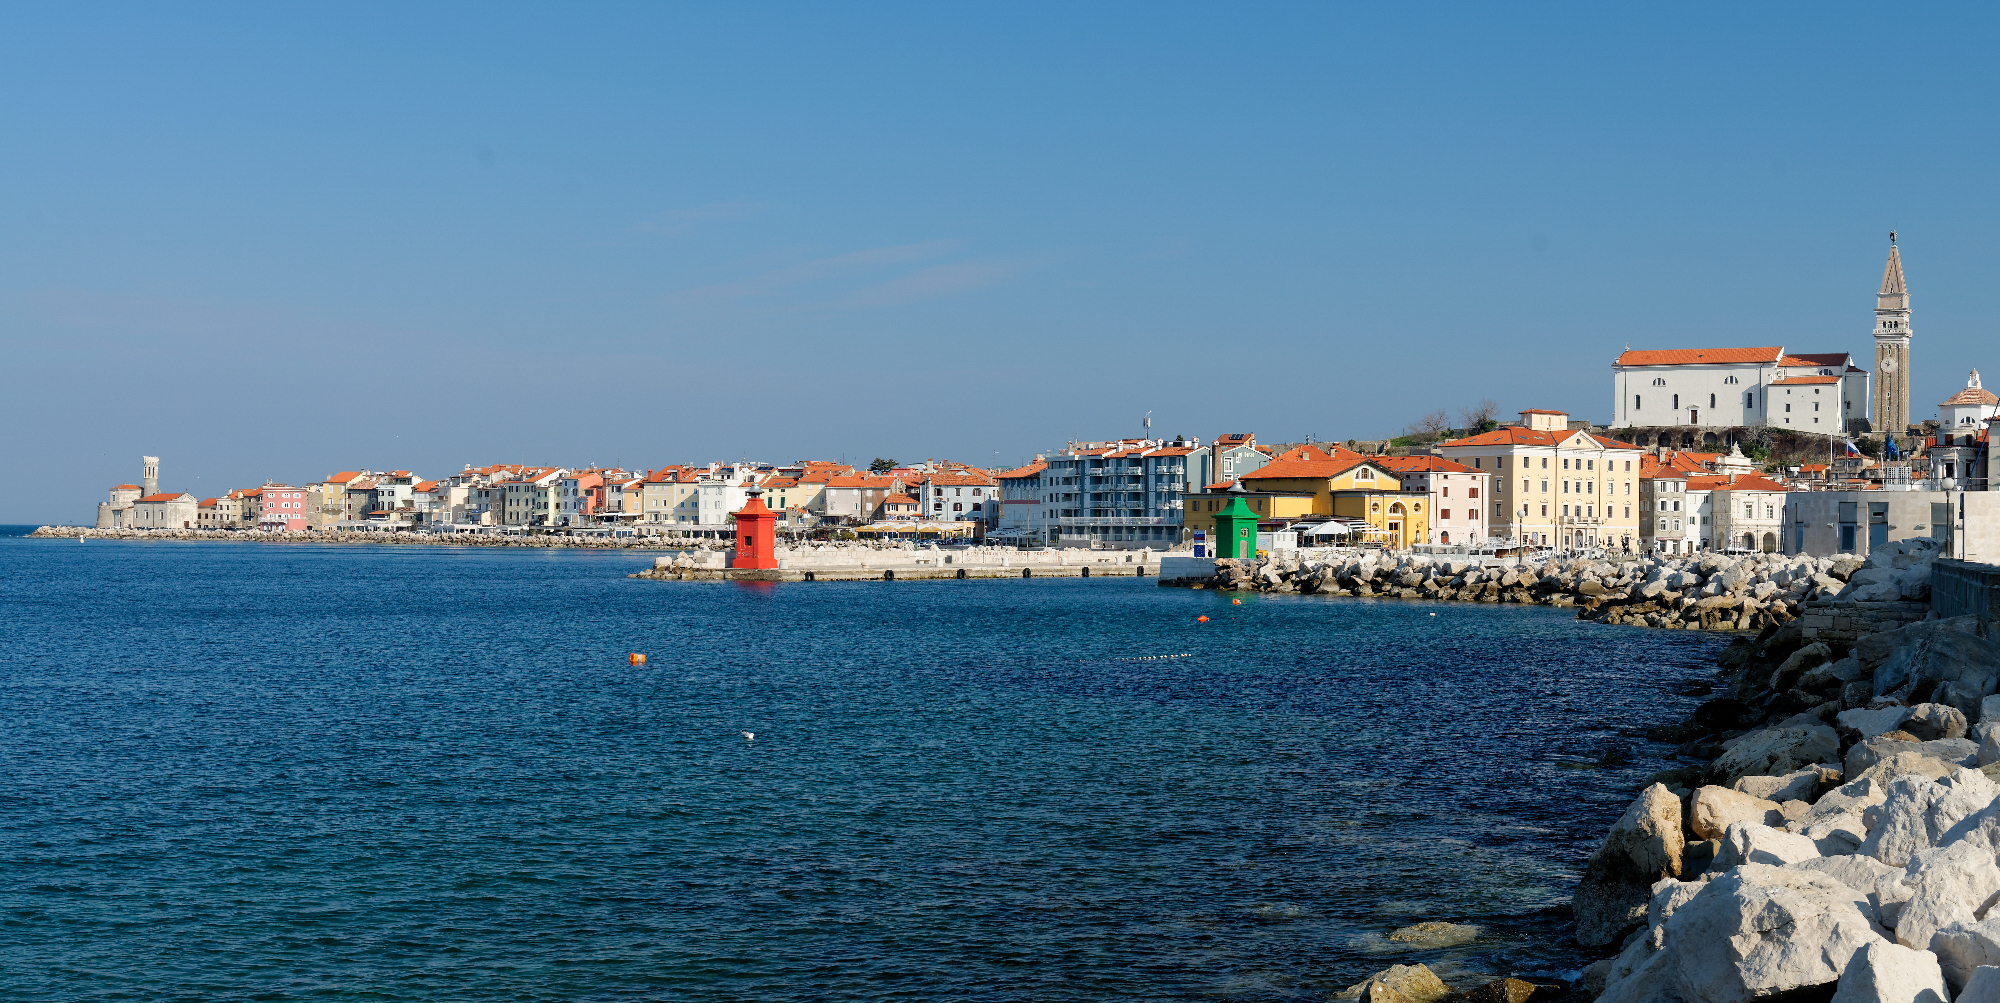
1192, 541, 1942, 633
1571, 571, 2000, 1001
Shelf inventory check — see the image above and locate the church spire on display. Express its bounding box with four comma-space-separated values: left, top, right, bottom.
1878, 236, 1908, 311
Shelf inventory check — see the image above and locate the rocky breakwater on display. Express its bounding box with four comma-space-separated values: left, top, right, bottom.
1571, 560, 2000, 1001
1191, 545, 1939, 633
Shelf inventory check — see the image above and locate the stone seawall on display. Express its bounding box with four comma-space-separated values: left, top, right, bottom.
1162, 545, 1945, 633
1565, 544, 2000, 1001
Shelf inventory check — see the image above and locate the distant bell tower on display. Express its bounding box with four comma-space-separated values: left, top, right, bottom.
142, 455, 159, 496
1873, 234, 1912, 435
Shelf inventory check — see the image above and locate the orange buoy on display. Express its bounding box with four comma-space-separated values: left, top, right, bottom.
629, 653, 646, 665
1197, 615, 1209, 623
1231, 598, 1241, 605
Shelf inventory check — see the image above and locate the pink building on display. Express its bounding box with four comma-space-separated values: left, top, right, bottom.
258, 484, 308, 531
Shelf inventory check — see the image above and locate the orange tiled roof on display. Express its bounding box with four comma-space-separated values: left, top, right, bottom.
882, 493, 916, 503
414, 480, 439, 492
112, 484, 141, 490
1687, 474, 1789, 492
924, 471, 996, 486
1518, 409, 1569, 416
994, 460, 1048, 479
1241, 453, 1377, 481
198, 498, 219, 507
1780, 353, 1853, 368
1616, 347, 1785, 366
1770, 376, 1841, 386
327, 471, 365, 483
137, 493, 189, 502
1440, 427, 1643, 450
1943, 386, 2000, 407
1374, 456, 1478, 474
824, 475, 897, 488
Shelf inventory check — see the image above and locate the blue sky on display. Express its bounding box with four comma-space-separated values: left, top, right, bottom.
5, 3, 1999, 521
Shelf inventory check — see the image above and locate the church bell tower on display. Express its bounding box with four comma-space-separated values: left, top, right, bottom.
1872, 234, 1912, 436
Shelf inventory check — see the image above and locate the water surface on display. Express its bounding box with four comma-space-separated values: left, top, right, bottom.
0, 539, 1726, 1001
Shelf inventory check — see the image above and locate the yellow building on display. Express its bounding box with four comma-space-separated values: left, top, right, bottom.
1184, 446, 1431, 548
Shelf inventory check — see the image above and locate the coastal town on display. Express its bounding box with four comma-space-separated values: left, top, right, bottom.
76, 241, 2000, 564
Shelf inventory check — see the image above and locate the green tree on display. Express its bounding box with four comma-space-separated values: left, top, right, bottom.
869, 457, 896, 472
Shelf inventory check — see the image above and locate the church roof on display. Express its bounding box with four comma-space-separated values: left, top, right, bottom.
1770, 376, 1842, 386
1616, 347, 1785, 367
1942, 370, 1998, 408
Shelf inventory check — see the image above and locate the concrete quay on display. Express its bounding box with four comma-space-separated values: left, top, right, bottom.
633, 546, 1166, 583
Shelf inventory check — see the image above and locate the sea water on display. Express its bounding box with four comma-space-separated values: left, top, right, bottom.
0, 537, 1726, 1001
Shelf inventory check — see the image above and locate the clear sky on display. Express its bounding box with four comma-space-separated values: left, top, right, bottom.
6, 3, 1999, 522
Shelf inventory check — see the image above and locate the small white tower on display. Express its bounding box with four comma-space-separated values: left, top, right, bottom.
142, 456, 159, 496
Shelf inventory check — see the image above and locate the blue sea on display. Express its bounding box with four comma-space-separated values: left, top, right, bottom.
0, 536, 1727, 1001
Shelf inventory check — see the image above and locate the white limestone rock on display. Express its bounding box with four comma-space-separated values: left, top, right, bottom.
1841, 706, 1918, 742
1714, 821, 1822, 870
1930, 920, 2000, 994
1692, 786, 1785, 840
1862, 775, 1948, 867
1714, 725, 1841, 785
1977, 721, 2000, 768
1640, 864, 1883, 1003
1828, 940, 1950, 1003
1984, 695, 2000, 725
1958, 965, 2000, 1003
1733, 768, 1825, 804
1790, 855, 1899, 925
1894, 841, 2000, 953
1573, 783, 1686, 947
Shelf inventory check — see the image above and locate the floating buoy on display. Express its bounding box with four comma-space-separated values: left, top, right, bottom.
1197, 615, 1209, 623
1429, 612, 1436, 616
1231, 598, 1241, 605
629, 653, 646, 665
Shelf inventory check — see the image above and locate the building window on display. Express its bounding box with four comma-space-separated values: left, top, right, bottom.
1634, 395, 1642, 410
1441, 509, 1451, 520
1653, 377, 1666, 386
1468, 487, 1478, 498
1673, 394, 1680, 409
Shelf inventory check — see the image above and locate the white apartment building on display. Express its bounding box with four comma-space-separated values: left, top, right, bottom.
1699, 474, 1790, 553
1611, 348, 1869, 436
1038, 439, 1196, 549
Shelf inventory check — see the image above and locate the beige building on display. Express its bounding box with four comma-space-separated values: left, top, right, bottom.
305, 481, 348, 529
1436, 409, 1644, 553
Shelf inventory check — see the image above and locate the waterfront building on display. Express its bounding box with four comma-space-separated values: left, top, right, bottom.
96, 483, 143, 529
1785, 490, 2000, 559
255, 484, 308, 531
1695, 473, 1789, 552
1185, 447, 1430, 549
1436, 409, 1644, 553
494, 468, 566, 527
96, 456, 160, 528
878, 493, 920, 520
915, 465, 998, 525
1638, 462, 1691, 554
1874, 237, 1913, 435
640, 466, 702, 526
1040, 439, 1197, 549
990, 457, 1049, 545
196, 498, 223, 530
1373, 455, 1492, 547
128, 493, 198, 529
1204, 433, 1267, 487
303, 480, 347, 529
819, 473, 899, 525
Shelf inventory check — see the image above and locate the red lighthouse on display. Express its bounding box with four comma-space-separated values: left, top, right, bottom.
730, 487, 779, 570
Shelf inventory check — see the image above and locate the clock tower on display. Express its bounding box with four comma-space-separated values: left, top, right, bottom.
1872, 234, 1911, 435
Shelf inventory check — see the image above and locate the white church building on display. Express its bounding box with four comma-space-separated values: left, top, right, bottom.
1609, 347, 1870, 437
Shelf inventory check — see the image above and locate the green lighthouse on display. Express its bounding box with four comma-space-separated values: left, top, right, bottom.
1212, 494, 1259, 559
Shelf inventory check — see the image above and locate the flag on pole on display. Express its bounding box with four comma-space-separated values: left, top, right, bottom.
1842, 439, 1862, 458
